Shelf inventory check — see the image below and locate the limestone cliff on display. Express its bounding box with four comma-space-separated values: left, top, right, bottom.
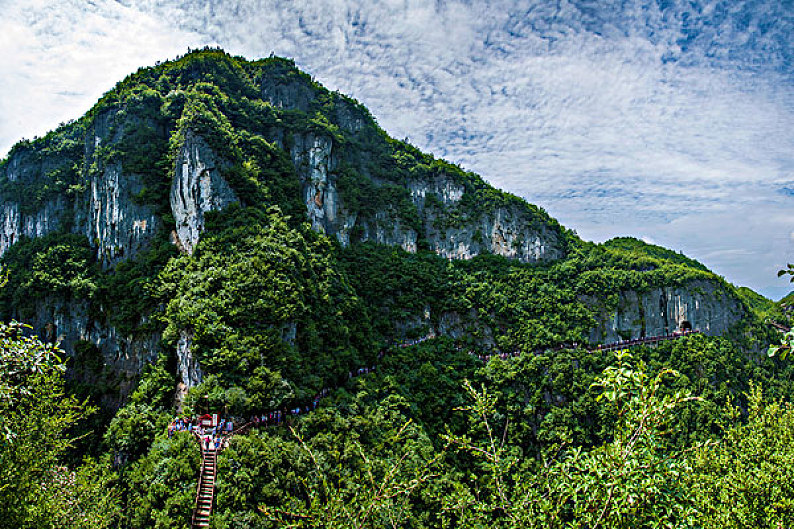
80, 110, 161, 266
171, 133, 239, 254
584, 279, 746, 342
287, 127, 563, 261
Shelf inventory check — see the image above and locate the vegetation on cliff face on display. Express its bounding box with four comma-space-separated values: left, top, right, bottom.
1, 48, 793, 528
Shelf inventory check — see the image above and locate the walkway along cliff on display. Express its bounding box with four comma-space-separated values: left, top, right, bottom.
181, 329, 700, 527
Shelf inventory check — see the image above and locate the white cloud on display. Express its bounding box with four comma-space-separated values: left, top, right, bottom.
1, 0, 792, 298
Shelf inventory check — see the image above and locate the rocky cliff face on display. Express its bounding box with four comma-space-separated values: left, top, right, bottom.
287, 129, 563, 261
0, 141, 73, 256
386, 278, 746, 348
81, 112, 161, 266
84, 162, 159, 265
253, 63, 564, 263
0, 198, 63, 256
30, 296, 160, 406
291, 133, 338, 234
0, 111, 169, 392
171, 133, 239, 254
584, 279, 746, 342
0, 110, 161, 266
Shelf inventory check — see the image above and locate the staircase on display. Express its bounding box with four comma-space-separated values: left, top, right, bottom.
191, 446, 217, 528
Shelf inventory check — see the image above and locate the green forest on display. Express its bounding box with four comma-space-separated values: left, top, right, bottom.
2, 49, 794, 528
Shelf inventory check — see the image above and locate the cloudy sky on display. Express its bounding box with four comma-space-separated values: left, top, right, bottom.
1, 0, 792, 298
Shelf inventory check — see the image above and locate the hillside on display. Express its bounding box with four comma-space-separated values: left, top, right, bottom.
3, 47, 794, 529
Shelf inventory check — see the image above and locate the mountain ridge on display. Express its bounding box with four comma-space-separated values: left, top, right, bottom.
0, 47, 762, 405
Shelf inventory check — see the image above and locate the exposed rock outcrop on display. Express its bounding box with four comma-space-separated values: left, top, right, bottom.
584, 279, 745, 342
31, 296, 159, 404
424, 205, 562, 262
171, 133, 239, 254
176, 329, 203, 389
291, 133, 337, 233
286, 132, 563, 262
85, 162, 159, 265
0, 199, 63, 256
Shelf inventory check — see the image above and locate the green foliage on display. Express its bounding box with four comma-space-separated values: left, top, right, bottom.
442, 353, 700, 528
0, 320, 119, 529
735, 285, 785, 325
157, 206, 376, 410
768, 265, 794, 359
29, 461, 121, 529
604, 237, 709, 271
124, 432, 200, 529
687, 385, 794, 527
0, 234, 98, 320
0, 122, 84, 216
130, 356, 178, 410
213, 393, 442, 529
97, 232, 177, 337
768, 329, 794, 360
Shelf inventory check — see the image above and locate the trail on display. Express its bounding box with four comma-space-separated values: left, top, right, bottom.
185, 329, 699, 527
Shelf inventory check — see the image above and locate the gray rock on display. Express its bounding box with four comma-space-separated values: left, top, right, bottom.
584, 279, 746, 342
85, 162, 159, 266
170, 133, 239, 254
176, 329, 203, 389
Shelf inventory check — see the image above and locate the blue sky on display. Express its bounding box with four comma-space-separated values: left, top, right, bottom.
1, 0, 792, 298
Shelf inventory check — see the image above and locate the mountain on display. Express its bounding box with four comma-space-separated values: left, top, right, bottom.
6, 47, 794, 529
0, 48, 755, 405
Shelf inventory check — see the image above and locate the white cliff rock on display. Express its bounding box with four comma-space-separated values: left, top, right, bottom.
291, 133, 337, 233
0, 199, 62, 256
176, 329, 203, 389
170, 133, 239, 254
86, 162, 158, 265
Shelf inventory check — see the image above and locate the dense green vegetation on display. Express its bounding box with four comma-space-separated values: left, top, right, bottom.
2, 48, 794, 528
0, 320, 119, 528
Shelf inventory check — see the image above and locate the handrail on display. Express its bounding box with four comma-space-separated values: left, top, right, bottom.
177, 330, 703, 441
189, 432, 206, 528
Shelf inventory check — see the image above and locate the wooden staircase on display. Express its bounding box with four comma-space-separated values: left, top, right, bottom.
191, 446, 217, 528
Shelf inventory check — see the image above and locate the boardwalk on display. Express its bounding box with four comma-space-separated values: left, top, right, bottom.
183, 329, 699, 525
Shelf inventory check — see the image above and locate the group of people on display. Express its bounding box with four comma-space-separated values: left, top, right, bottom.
595, 329, 699, 351
249, 402, 315, 427
168, 416, 236, 452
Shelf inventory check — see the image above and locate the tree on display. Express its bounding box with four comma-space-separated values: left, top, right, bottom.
0, 320, 119, 528
768, 264, 794, 359
443, 351, 700, 528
